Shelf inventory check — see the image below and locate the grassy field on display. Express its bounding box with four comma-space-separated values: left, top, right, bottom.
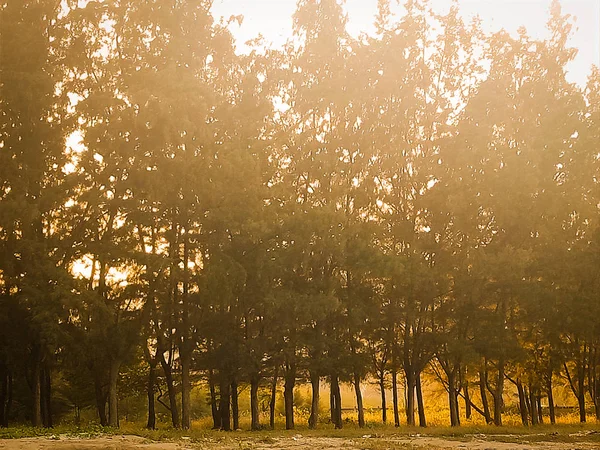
1, 420, 599, 450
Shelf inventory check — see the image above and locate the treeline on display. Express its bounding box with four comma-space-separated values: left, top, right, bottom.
1, 0, 599, 431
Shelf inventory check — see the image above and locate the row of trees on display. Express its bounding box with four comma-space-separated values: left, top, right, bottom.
1, 0, 598, 430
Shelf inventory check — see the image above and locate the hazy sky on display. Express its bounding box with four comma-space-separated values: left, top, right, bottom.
211, 0, 600, 87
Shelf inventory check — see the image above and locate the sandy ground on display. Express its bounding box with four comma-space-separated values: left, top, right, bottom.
1, 434, 599, 450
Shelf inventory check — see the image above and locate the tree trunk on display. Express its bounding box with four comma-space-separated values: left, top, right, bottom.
41, 365, 52, 428
354, 372, 365, 428
219, 378, 231, 431
331, 373, 342, 429
32, 359, 42, 427
308, 371, 319, 429
464, 381, 472, 420
160, 354, 180, 428
416, 373, 426, 427
181, 350, 191, 430
250, 375, 260, 430
379, 374, 387, 424
479, 369, 491, 424
146, 364, 156, 429
517, 379, 529, 426
546, 373, 556, 424
269, 366, 278, 429
94, 374, 108, 426
0, 366, 8, 427
283, 365, 295, 430
537, 395, 543, 424
578, 359, 587, 423
231, 379, 239, 430
209, 368, 220, 429
448, 373, 459, 427
108, 359, 120, 427
529, 387, 538, 425
392, 369, 400, 427
493, 360, 504, 426
405, 371, 415, 426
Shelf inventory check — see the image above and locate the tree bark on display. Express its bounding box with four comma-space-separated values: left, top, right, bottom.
208, 368, 220, 429
448, 373, 459, 427
32, 358, 42, 427
392, 369, 400, 427
529, 387, 538, 425
464, 381, 472, 420
547, 376, 556, 424
269, 366, 278, 429
331, 373, 342, 429
181, 350, 191, 430
180, 230, 192, 431
41, 365, 52, 428
250, 375, 260, 430
283, 364, 295, 430
416, 372, 426, 427
379, 374, 387, 423
108, 358, 120, 427
146, 364, 156, 429
219, 378, 231, 431
354, 372, 365, 428
308, 371, 319, 429
160, 353, 180, 428
0, 366, 8, 427
405, 370, 415, 426
94, 374, 108, 426
231, 379, 239, 430
517, 379, 529, 426
479, 369, 492, 424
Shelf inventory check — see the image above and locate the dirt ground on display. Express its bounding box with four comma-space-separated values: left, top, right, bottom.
1, 433, 599, 450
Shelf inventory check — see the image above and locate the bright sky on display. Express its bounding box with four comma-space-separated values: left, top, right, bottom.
211, 0, 600, 87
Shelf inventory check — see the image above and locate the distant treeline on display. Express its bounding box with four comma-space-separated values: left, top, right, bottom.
0, 0, 598, 431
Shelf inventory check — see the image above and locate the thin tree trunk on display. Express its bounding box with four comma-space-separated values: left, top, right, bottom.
269, 366, 278, 429
209, 368, 220, 429
250, 375, 260, 430
547, 376, 556, 424
308, 371, 319, 429
392, 369, 400, 427
0, 367, 7, 427
331, 373, 342, 429
219, 378, 231, 431
492, 360, 504, 426
94, 374, 108, 426
405, 371, 415, 426
329, 382, 335, 423
108, 359, 120, 427
354, 372, 365, 428
479, 369, 491, 424
578, 361, 586, 423
448, 373, 459, 427
529, 388, 538, 425
379, 374, 387, 423
231, 379, 239, 430
284, 364, 295, 430
146, 364, 156, 429
464, 381, 472, 420
32, 358, 42, 427
517, 379, 529, 426
42, 365, 52, 428
416, 373, 426, 427
181, 350, 191, 430
160, 354, 180, 428
537, 395, 543, 424
180, 226, 192, 430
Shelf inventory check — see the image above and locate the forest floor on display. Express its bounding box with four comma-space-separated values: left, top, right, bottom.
1, 424, 600, 450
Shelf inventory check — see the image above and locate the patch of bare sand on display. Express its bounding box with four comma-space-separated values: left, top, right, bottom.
1, 434, 598, 450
